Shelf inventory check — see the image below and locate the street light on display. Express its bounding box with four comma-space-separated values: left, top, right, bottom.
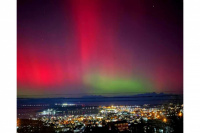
178, 112, 182, 117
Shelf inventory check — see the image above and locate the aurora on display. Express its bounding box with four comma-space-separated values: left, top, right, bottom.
17, 0, 183, 97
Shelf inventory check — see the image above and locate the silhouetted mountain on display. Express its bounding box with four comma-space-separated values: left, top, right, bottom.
17, 92, 183, 106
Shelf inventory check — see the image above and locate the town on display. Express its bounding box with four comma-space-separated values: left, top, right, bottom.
17, 103, 183, 133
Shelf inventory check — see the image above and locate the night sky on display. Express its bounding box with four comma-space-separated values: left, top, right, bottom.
17, 0, 183, 97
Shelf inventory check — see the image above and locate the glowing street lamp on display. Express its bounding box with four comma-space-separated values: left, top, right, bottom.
178, 112, 182, 117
